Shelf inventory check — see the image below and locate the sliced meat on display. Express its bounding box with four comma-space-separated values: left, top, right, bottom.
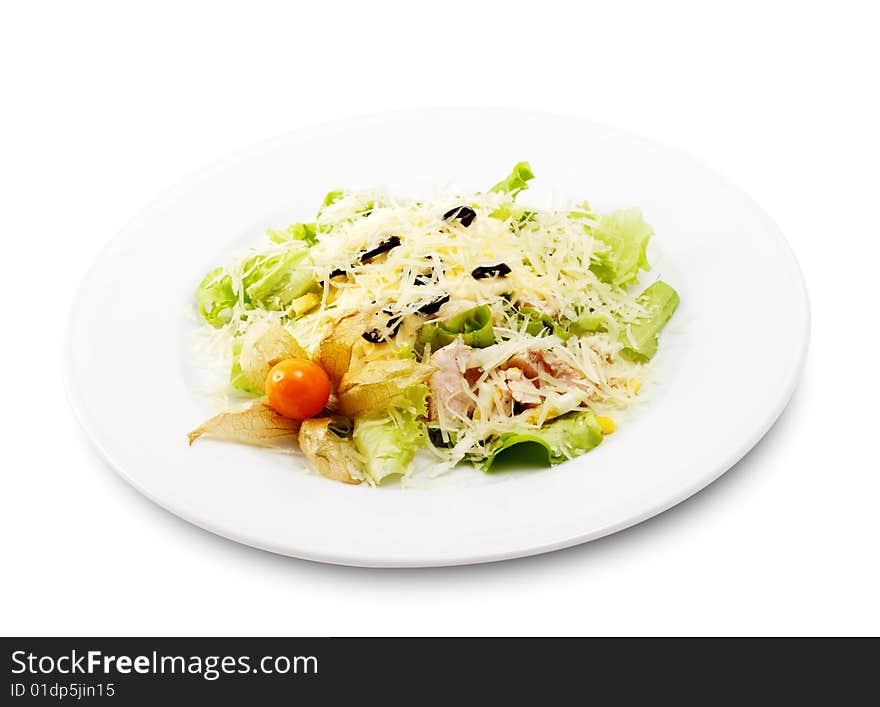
428, 340, 478, 421
502, 367, 542, 406
505, 348, 583, 386
504, 351, 540, 379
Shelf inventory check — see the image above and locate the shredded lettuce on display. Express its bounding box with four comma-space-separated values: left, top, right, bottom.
194, 267, 237, 327
321, 189, 344, 209
569, 201, 595, 220
195, 230, 317, 326
267, 222, 318, 246
242, 250, 317, 310
481, 411, 604, 472
353, 385, 429, 484
588, 208, 653, 289
620, 281, 680, 362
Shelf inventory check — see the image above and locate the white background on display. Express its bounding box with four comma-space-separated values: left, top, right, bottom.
2, 1, 877, 636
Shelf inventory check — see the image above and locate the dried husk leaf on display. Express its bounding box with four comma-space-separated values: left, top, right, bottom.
188, 402, 300, 447
314, 311, 432, 416
315, 312, 371, 390
298, 418, 361, 484
337, 358, 432, 418
239, 324, 307, 393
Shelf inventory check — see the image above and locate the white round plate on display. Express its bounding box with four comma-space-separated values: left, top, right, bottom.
67, 108, 809, 567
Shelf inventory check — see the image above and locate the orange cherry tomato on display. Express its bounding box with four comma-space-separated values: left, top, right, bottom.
265, 358, 331, 420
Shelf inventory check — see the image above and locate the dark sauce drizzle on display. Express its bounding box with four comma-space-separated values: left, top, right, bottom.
471, 263, 512, 279
442, 206, 476, 227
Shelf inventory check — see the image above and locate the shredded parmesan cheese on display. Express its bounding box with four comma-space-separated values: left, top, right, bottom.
196, 184, 659, 474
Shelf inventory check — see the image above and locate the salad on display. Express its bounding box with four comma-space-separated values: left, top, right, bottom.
188, 163, 679, 485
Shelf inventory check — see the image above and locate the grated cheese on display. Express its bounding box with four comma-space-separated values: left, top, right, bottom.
198, 184, 657, 472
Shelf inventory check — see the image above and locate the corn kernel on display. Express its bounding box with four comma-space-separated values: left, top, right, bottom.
596, 415, 616, 435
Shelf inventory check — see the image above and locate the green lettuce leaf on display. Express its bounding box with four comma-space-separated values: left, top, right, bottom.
353, 385, 429, 484
588, 208, 653, 289
446, 305, 495, 347
316, 189, 375, 229
488, 163, 535, 219
229, 338, 260, 395
195, 267, 237, 327
620, 281, 680, 362
520, 306, 555, 336
321, 189, 344, 209
316, 189, 344, 221
481, 411, 604, 472
568, 310, 609, 336
267, 222, 318, 246
514, 305, 571, 340
568, 201, 596, 221
242, 250, 317, 310
391, 383, 430, 417
489, 162, 535, 197
414, 305, 495, 357
489, 203, 539, 222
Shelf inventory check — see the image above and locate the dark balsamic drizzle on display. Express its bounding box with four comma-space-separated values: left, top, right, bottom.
327, 236, 402, 282
361, 328, 387, 343
362, 310, 403, 343
416, 294, 450, 315
359, 236, 401, 262
442, 206, 476, 227
471, 263, 512, 279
